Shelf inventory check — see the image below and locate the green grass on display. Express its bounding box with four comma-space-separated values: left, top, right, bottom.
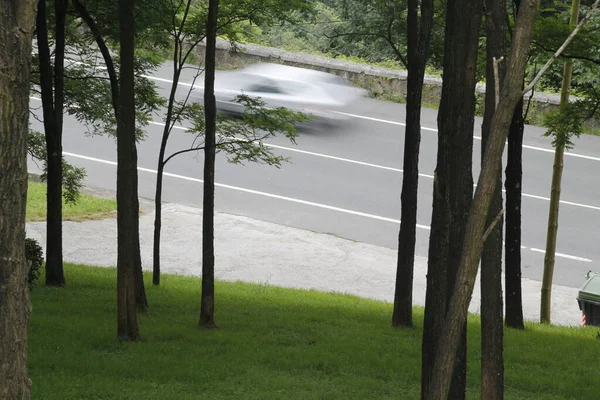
26, 181, 117, 222
29, 264, 600, 399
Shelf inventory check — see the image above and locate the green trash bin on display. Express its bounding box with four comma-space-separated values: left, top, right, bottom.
577, 272, 600, 326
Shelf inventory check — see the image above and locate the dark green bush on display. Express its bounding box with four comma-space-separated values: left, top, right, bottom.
25, 238, 44, 290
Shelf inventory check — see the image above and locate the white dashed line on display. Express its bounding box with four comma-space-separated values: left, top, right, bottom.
58, 150, 594, 263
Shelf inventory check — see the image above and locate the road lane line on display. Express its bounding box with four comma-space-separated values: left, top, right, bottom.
64, 59, 193, 87
32, 97, 600, 211
148, 119, 600, 211
148, 121, 416, 175
328, 112, 600, 162
529, 248, 592, 263
60, 150, 593, 263
326, 110, 438, 132
61, 151, 424, 228
518, 193, 600, 211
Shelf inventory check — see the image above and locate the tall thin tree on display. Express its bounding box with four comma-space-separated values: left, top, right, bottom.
0, 0, 37, 396
73, 0, 148, 312
420, 0, 483, 398
199, 0, 219, 329
392, 0, 434, 329
504, 0, 526, 331
481, 0, 507, 397
36, 0, 68, 286
116, 0, 141, 340
540, 0, 580, 325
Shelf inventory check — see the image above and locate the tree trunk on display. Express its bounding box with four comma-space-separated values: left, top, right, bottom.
116, 0, 141, 341
392, 0, 434, 329
505, 98, 525, 330
0, 0, 37, 397
425, 1, 540, 399
421, 0, 483, 398
153, 162, 164, 285
199, 0, 219, 329
37, 0, 67, 286
481, 0, 507, 397
540, 0, 579, 325
73, 0, 148, 310
153, 43, 183, 286
134, 209, 148, 312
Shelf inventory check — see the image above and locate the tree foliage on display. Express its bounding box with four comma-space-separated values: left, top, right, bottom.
27, 130, 85, 204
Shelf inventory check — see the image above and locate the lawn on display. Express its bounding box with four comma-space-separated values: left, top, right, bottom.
26, 181, 117, 222
28, 264, 600, 400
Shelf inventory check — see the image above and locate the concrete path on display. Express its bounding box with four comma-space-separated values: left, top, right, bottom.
26, 198, 586, 327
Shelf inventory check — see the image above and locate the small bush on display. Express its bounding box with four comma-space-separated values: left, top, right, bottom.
25, 238, 44, 290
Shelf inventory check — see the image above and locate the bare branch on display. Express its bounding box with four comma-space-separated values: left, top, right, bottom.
482, 209, 504, 242
163, 145, 205, 165
180, 36, 207, 68
523, 0, 600, 95
384, 18, 408, 69
72, 0, 120, 116
532, 41, 600, 65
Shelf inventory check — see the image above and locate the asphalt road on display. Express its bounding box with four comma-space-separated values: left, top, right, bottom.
28, 61, 600, 288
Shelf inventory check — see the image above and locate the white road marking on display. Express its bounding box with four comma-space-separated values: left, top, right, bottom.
517, 192, 600, 211
31, 97, 600, 211
327, 110, 438, 133
148, 121, 415, 175
330, 110, 600, 162
61, 151, 421, 228
529, 248, 592, 263
60, 150, 594, 263
148, 119, 600, 211
32, 100, 599, 212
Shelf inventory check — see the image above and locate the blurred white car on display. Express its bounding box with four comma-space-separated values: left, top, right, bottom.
190, 63, 368, 123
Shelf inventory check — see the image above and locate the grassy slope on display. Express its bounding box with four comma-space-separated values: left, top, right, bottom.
26, 181, 117, 222
29, 264, 600, 399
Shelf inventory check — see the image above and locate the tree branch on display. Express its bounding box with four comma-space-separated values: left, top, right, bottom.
482, 209, 504, 242
384, 18, 408, 69
532, 40, 600, 65
523, 0, 600, 95
72, 0, 120, 117
163, 145, 205, 165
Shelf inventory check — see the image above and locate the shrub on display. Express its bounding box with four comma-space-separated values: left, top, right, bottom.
25, 238, 44, 290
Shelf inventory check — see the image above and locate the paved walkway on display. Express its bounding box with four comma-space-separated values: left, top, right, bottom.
26, 198, 584, 326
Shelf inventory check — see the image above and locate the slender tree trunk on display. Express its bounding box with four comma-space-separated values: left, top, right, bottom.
392, 0, 434, 329
74, 0, 148, 310
37, 0, 67, 286
481, 1, 507, 397
421, 0, 482, 398
116, 0, 141, 341
426, 1, 540, 398
133, 208, 148, 312
505, 98, 525, 330
199, 0, 219, 329
540, 0, 579, 325
0, 0, 37, 396
153, 162, 165, 285
153, 44, 183, 286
